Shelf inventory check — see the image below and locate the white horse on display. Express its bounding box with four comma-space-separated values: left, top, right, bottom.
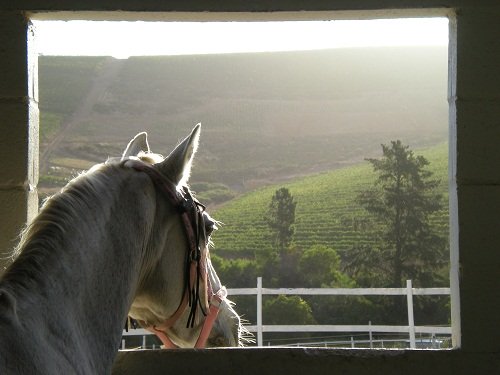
0, 125, 250, 374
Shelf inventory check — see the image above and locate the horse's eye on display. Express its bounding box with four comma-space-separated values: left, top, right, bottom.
205, 221, 214, 236
203, 213, 216, 236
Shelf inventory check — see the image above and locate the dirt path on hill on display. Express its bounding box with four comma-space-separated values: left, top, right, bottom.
39, 57, 125, 174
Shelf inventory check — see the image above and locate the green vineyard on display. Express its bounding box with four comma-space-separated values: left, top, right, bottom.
211, 142, 449, 259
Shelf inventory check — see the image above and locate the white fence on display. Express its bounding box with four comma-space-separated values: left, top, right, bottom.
227, 277, 451, 348
122, 277, 451, 349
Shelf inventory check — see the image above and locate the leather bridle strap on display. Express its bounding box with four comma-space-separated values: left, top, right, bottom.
122, 157, 208, 314
144, 286, 227, 349
194, 287, 227, 348
122, 158, 225, 348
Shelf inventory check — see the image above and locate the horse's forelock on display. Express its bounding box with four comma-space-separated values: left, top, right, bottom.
137, 151, 164, 165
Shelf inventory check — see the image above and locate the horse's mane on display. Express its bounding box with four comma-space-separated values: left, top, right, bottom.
0, 127, 250, 356
3, 162, 123, 291
4, 152, 165, 292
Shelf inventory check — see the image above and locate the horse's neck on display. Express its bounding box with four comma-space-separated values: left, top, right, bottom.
0, 169, 156, 373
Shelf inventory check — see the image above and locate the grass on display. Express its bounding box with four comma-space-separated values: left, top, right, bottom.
51, 158, 96, 170
211, 142, 449, 258
40, 112, 63, 142
38, 51, 448, 197
39, 56, 107, 115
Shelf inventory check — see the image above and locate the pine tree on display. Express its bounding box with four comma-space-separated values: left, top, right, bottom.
355, 140, 446, 288
265, 187, 297, 254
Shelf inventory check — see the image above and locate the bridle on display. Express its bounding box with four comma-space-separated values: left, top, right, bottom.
121, 158, 227, 348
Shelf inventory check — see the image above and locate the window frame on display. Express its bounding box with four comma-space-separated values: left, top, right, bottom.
30, 8, 459, 350
17, 6, 490, 373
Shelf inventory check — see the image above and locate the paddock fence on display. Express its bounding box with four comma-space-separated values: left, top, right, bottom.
122, 278, 451, 349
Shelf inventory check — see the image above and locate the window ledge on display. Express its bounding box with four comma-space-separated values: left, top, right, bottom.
112, 347, 499, 375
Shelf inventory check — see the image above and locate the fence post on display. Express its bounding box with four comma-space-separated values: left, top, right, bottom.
257, 276, 263, 346
406, 279, 416, 349
369, 321, 373, 349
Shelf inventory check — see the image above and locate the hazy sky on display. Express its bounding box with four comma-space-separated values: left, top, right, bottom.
34, 18, 448, 59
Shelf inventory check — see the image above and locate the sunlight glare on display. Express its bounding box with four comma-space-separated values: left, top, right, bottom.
33, 18, 448, 59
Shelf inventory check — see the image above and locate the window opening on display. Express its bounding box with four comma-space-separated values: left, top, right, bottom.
34, 17, 450, 349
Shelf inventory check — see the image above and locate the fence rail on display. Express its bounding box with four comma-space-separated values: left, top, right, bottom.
226, 277, 451, 348
122, 277, 451, 349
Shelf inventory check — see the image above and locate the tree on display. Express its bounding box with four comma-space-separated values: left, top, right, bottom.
265, 187, 297, 254
263, 295, 316, 325
298, 245, 350, 288
354, 140, 446, 288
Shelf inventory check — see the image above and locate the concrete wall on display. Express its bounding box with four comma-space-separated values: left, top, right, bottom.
0, 11, 38, 259
0, 2, 499, 374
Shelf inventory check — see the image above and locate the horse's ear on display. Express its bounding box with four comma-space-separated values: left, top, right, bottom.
121, 132, 150, 160
157, 124, 200, 186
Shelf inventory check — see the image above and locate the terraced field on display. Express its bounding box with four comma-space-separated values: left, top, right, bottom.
38, 48, 448, 200
211, 143, 449, 259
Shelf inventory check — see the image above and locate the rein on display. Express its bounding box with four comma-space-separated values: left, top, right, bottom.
121, 158, 227, 348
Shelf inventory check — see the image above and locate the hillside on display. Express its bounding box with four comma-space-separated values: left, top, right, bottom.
211, 143, 449, 258
38, 47, 448, 198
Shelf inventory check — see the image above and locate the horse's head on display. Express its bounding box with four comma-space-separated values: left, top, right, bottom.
122, 125, 250, 348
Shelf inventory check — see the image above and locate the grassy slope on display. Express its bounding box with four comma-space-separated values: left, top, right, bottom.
38, 48, 448, 196
38, 56, 107, 142
211, 142, 449, 258
110, 48, 448, 190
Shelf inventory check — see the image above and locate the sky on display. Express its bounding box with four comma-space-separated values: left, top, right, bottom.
33, 18, 448, 59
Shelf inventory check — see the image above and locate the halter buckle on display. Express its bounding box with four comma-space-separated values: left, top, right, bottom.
190, 247, 202, 262
179, 196, 194, 214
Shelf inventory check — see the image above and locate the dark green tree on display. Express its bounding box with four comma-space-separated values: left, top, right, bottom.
263, 295, 316, 325
265, 187, 297, 254
354, 140, 446, 288
262, 295, 316, 344
299, 245, 352, 288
